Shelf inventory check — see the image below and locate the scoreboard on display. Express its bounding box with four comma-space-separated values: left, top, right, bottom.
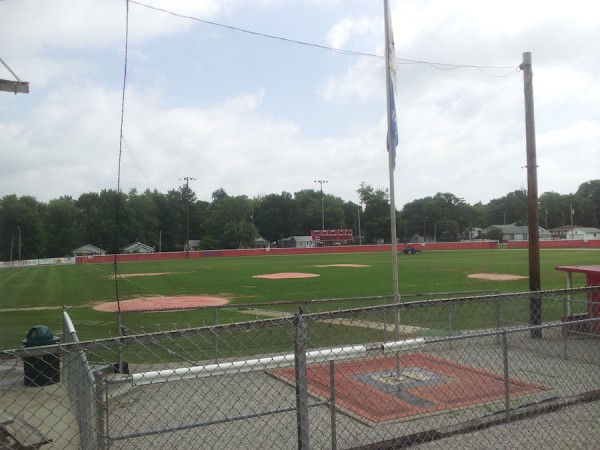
311, 229, 353, 242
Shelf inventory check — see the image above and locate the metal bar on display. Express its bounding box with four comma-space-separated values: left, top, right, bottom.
329, 361, 337, 450
109, 401, 329, 442
214, 308, 220, 363
448, 303, 453, 349
294, 311, 310, 450
94, 371, 107, 450
502, 332, 511, 421
495, 297, 501, 345
123, 339, 424, 386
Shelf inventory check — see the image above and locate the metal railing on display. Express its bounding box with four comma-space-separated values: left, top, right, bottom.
62, 307, 98, 450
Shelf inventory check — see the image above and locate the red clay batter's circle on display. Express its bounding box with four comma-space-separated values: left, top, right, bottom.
252, 272, 320, 279
93, 296, 229, 312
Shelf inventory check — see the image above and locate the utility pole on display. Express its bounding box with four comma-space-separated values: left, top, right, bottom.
180, 177, 196, 257
570, 204, 574, 238
357, 208, 362, 245
520, 51, 542, 338
314, 180, 328, 230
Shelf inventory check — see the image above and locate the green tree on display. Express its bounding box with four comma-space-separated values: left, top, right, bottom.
76, 190, 120, 252
202, 189, 254, 249
342, 201, 362, 240
357, 183, 391, 243
45, 196, 83, 257
575, 180, 600, 226
222, 221, 259, 248
253, 192, 301, 243
484, 226, 504, 242
539, 191, 570, 229
0, 195, 47, 260
487, 189, 528, 225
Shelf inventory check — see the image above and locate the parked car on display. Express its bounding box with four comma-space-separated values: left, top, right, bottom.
402, 246, 422, 255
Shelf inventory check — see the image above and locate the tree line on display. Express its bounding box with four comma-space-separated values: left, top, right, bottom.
1, 180, 599, 260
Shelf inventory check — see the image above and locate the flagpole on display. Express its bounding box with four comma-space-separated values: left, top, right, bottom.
384, 0, 402, 376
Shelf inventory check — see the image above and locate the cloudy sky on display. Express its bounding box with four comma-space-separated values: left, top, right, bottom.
1, 0, 599, 208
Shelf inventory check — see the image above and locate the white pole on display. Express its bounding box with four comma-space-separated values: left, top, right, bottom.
384, 0, 399, 306
130, 339, 425, 386
384, 0, 402, 378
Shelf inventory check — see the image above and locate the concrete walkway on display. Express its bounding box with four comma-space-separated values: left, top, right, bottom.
0, 361, 80, 449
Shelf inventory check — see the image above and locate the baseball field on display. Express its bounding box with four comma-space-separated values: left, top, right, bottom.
0, 248, 597, 349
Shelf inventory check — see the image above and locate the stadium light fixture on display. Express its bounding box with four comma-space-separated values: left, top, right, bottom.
0, 57, 29, 94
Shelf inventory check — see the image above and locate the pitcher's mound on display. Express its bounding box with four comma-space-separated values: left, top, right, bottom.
94, 296, 229, 312
314, 264, 371, 268
253, 273, 320, 279
468, 273, 527, 281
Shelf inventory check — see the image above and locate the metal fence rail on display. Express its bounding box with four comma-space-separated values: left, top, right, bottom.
1, 287, 599, 449
62, 307, 98, 450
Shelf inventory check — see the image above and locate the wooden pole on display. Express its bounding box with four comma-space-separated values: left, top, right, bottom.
520, 52, 542, 338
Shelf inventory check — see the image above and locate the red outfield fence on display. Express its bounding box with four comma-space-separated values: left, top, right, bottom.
507, 240, 600, 249
75, 241, 498, 264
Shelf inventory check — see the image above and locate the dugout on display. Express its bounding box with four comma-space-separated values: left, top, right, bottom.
556, 265, 600, 336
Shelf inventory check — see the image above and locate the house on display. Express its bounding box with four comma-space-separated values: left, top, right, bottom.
484, 224, 552, 242
72, 244, 107, 257
121, 241, 155, 254
185, 240, 201, 251
254, 237, 271, 248
549, 225, 600, 241
280, 236, 315, 248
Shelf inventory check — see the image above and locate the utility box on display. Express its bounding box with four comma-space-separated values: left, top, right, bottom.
22, 325, 61, 386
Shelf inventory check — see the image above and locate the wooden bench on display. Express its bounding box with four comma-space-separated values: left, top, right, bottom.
0, 409, 52, 450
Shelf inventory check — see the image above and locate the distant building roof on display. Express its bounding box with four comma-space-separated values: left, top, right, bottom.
121, 241, 154, 254
485, 224, 550, 234
550, 225, 600, 233
72, 244, 106, 256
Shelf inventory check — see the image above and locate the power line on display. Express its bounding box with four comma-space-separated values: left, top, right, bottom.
128, 0, 519, 77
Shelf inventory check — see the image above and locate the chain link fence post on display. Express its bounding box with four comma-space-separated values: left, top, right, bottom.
214, 307, 220, 363
329, 360, 337, 450
501, 330, 511, 421
495, 297, 501, 345
293, 309, 310, 450
94, 371, 107, 450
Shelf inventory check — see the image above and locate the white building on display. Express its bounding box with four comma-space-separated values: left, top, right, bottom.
549, 225, 600, 241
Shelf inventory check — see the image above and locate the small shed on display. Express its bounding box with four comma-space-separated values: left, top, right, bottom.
254, 237, 270, 249
121, 241, 155, 254
72, 244, 106, 257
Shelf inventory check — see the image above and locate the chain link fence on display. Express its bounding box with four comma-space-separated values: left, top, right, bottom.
1, 287, 599, 449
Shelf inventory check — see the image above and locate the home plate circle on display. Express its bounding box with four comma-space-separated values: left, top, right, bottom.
94, 296, 229, 312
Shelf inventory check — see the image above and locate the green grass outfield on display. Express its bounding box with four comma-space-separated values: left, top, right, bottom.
0, 249, 597, 349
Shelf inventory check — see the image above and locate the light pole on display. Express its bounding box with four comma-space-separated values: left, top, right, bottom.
423, 217, 428, 243
314, 180, 328, 230
18, 226, 21, 261
180, 177, 196, 256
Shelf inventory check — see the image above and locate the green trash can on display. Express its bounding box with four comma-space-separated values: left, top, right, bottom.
22, 325, 61, 387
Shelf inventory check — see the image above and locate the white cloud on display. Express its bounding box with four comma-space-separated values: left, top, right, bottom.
1, 0, 599, 208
